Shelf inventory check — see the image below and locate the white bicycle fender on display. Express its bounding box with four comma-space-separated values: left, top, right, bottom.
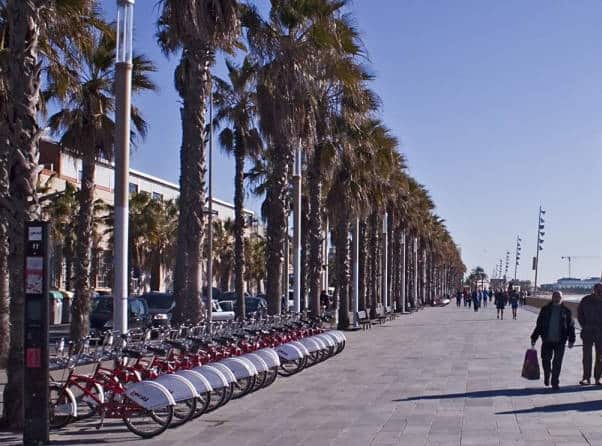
193, 365, 230, 389
125, 380, 176, 410
153, 373, 199, 402
314, 333, 335, 348
275, 343, 304, 362
209, 362, 238, 384
175, 369, 213, 394
55, 386, 77, 418
242, 353, 269, 373
220, 357, 255, 379
309, 335, 327, 350
289, 341, 310, 357
297, 337, 321, 353
255, 348, 281, 368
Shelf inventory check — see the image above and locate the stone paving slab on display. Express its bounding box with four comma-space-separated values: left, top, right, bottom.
3, 302, 602, 445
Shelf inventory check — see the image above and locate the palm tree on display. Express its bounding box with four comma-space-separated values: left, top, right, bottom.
157, 0, 241, 325
245, 0, 357, 314
1, 0, 101, 430
244, 233, 266, 294
213, 56, 262, 319
40, 180, 78, 289
47, 29, 156, 341
127, 192, 177, 292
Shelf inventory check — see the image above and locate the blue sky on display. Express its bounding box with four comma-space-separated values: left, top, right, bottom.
101, 0, 602, 285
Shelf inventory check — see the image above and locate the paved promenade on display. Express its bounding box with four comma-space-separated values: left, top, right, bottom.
4, 302, 602, 445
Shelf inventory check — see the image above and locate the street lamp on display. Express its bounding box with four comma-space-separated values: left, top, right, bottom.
533, 206, 546, 295
113, 0, 134, 335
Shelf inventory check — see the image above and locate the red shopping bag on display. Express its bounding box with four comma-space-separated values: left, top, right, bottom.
521, 348, 540, 380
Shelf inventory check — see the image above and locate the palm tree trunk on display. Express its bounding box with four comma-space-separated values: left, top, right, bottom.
369, 212, 378, 318
173, 49, 212, 324
233, 135, 245, 319
358, 220, 367, 311
266, 146, 289, 314
0, 63, 9, 367
300, 198, 309, 311
333, 218, 350, 329
2, 0, 44, 429
70, 154, 95, 341
307, 145, 322, 316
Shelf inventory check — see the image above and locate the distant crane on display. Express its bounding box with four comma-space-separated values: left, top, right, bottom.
560, 256, 600, 278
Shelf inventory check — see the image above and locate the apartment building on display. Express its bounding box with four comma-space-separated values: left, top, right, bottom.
39, 138, 258, 292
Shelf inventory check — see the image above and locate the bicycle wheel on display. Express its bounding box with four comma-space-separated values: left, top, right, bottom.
48, 384, 76, 429
278, 357, 306, 376
231, 375, 256, 399
251, 371, 267, 391
122, 398, 173, 439
192, 392, 211, 419
68, 378, 103, 421
166, 398, 196, 427
263, 367, 278, 387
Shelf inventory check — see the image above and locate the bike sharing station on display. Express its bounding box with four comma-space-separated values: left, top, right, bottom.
23, 226, 348, 442
24, 222, 50, 445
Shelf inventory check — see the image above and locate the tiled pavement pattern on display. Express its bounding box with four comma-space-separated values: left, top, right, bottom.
4, 302, 602, 445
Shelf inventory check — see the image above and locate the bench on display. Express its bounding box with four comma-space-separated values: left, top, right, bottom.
373, 305, 387, 325
356, 310, 371, 330
385, 305, 398, 321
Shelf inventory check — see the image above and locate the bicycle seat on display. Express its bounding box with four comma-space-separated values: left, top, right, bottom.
122, 348, 143, 358
165, 340, 189, 352
147, 346, 168, 356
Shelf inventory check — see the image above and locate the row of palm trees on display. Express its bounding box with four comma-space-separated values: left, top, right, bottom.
0, 0, 464, 429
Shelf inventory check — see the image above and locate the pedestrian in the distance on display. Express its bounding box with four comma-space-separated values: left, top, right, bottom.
510, 289, 519, 320
531, 291, 575, 389
456, 290, 462, 308
472, 289, 479, 312
495, 289, 506, 320
482, 290, 488, 308
577, 283, 602, 385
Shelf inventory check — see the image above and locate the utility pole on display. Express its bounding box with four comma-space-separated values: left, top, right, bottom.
292, 144, 302, 313
400, 232, 406, 313
533, 206, 546, 295
207, 82, 214, 329
113, 0, 134, 335
514, 236, 522, 281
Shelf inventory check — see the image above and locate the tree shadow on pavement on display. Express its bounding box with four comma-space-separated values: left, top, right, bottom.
393, 385, 602, 402
496, 399, 602, 415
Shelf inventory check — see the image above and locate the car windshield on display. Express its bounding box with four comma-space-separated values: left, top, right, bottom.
143, 293, 173, 310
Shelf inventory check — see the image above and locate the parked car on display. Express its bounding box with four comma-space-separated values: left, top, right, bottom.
245, 296, 268, 314
218, 300, 235, 312
217, 291, 237, 302
139, 292, 173, 327
210, 300, 235, 321
90, 296, 151, 331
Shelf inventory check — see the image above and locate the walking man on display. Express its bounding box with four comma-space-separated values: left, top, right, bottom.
456, 290, 462, 308
510, 289, 519, 320
495, 289, 506, 320
577, 284, 602, 385
531, 291, 575, 389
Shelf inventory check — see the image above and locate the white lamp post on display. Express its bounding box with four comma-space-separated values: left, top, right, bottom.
113, 0, 134, 335
292, 145, 301, 313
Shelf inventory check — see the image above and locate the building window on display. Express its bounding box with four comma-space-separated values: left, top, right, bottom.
152, 192, 163, 201
129, 182, 138, 194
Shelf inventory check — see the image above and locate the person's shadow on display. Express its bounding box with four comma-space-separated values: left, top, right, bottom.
394, 385, 602, 402
496, 399, 602, 415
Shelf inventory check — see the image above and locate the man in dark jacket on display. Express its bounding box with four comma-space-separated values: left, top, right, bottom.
577, 283, 602, 385
531, 291, 575, 389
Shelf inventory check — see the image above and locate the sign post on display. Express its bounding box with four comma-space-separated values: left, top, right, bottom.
23, 221, 50, 445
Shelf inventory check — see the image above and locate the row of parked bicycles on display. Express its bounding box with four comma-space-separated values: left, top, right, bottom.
48, 314, 346, 438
